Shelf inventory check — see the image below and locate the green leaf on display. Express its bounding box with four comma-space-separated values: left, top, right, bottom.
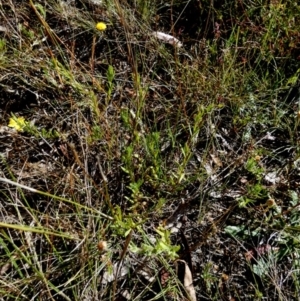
224, 225, 247, 237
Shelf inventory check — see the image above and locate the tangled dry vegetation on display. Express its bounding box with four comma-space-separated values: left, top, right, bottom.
0, 0, 300, 300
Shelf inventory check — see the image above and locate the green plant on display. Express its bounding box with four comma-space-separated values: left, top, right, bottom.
130, 226, 180, 260
106, 64, 115, 103
226, 190, 300, 283
201, 262, 218, 295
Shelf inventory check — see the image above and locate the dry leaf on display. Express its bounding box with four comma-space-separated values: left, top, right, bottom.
152, 31, 183, 47
177, 260, 197, 301
102, 261, 129, 284
0, 25, 7, 32
0, 262, 12, 275
210, 154, 223, 167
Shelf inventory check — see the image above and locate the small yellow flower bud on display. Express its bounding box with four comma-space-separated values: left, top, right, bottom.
254, 155, 261, 162
96, 22, 107, 31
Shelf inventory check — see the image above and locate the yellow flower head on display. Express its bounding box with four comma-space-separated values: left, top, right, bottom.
96, 22, 107, 31
8, 116, 27, 132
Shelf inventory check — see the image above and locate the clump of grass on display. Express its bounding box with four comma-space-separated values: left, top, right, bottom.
0, 0, 300, 300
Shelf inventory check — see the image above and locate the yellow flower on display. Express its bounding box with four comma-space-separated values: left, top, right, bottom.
8, 116, 27, 132
96, 22, 107, 31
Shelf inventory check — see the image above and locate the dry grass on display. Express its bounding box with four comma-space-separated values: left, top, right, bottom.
0, 0, 300, 300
